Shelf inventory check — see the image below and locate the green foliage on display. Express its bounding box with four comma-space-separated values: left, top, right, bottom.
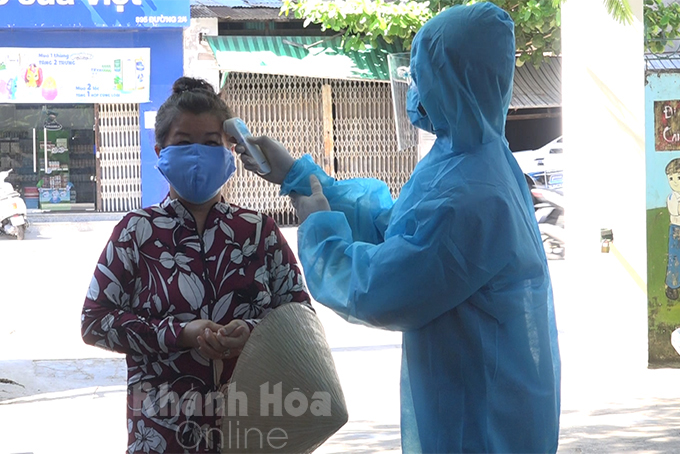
645, 0, 680, 54
603, 0, 634, 25
281, 0, 680, 67
280, 0, 432, 51
280, 0, 561, 67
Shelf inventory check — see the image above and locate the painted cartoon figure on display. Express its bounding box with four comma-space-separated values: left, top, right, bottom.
665, 158, 680, 300
41, 77, 58, 101
5, 77, 18, 100
25, 64, 43, 88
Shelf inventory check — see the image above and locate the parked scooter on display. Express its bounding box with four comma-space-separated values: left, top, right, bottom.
530, 185, 565, 260
0, 169, 28, 240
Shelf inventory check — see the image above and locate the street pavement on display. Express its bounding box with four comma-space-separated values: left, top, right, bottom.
0, 218, 679, 453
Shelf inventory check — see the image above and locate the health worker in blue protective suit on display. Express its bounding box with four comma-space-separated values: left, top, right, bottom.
237, 3, 560, 453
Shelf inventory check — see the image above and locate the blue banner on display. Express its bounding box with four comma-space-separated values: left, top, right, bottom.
0, 0, 190, 29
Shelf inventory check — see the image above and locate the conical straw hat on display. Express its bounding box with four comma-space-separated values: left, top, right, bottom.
221, 303, 348, 453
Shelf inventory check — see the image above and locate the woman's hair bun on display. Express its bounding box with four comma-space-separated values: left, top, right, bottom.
155, 76, 232, 148
172, 77, 214, 95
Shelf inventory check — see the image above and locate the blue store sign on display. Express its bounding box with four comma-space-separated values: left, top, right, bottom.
0, 0, 190, 28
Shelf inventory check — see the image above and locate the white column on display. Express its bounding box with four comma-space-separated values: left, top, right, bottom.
561, 0, 647, 365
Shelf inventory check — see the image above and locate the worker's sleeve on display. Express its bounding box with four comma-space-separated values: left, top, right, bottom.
296, 192, 517, 331
281, 154, 395, 245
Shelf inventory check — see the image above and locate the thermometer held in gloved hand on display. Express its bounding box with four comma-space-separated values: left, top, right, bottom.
223, 118, 271, 175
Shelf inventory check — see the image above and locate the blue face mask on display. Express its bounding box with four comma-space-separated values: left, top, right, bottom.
406, 81, 435, 134
157, 144, 236, 205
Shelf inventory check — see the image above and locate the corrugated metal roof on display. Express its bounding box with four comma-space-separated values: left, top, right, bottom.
242, 0, 283, 7
191, 5, 218, 17
206, 35, 403, 81
190, 0, 287, 20
206, 35, 561, 108
192, 6, 286, 19
511, 57, 561, 109
192, 0, 248, 6
646, 56, 680, 72
191, 0, 282, 7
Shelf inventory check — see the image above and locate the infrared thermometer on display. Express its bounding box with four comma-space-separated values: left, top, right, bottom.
223, 118, 271, 175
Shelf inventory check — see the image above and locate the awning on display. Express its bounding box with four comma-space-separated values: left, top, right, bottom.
206, 35, 561, 108
511, 57, 561, 109
205, 35, 403, 81
646, 55, 680, 72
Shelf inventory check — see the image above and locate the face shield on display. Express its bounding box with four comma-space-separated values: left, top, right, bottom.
388, 52, 419, 151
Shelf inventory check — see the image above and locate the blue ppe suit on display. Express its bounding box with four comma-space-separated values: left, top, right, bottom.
281, 3, 561, 453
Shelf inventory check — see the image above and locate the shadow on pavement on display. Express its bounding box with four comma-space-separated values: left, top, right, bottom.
558, 398, 680, 453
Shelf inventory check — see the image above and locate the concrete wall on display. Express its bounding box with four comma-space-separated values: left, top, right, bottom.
561, 1, 648, 365
183, 18, 220, 91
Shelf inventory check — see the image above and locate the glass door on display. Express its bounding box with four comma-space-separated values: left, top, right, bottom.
36, 104, 96, 211
0, 104, 96, 211
38, 108, 71, 210
0, 104, 41, 210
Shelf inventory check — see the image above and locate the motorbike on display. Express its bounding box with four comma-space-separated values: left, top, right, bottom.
0, 169, 29, 240
530, 184, 565, 260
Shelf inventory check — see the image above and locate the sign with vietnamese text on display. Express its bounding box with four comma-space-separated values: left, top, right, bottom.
0, 48, 150, 103
655, 100, 680, 151
0, 0, 189, 29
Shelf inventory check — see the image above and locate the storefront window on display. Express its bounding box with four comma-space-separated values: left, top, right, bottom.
0, 104, 96, 211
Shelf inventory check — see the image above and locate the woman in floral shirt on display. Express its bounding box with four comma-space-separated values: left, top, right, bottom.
81, 77, 311, 453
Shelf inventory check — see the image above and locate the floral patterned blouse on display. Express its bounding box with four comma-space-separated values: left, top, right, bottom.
81, 197, 311, 453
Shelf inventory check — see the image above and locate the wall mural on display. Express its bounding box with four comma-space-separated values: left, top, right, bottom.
648, 98, 680, 365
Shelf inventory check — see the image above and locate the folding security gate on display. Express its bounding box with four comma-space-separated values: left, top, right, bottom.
221, 73, 327, 226
330, 79, 418, 199
95, 103, 142, 212
221, 73, 418, 226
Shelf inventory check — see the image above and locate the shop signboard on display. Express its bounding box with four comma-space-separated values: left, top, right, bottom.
0, 0, 189, 29
655, 100, 680, 152
0, 48, 150, 103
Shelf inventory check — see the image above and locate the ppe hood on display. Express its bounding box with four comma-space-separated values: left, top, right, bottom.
409, 3, 515, 148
